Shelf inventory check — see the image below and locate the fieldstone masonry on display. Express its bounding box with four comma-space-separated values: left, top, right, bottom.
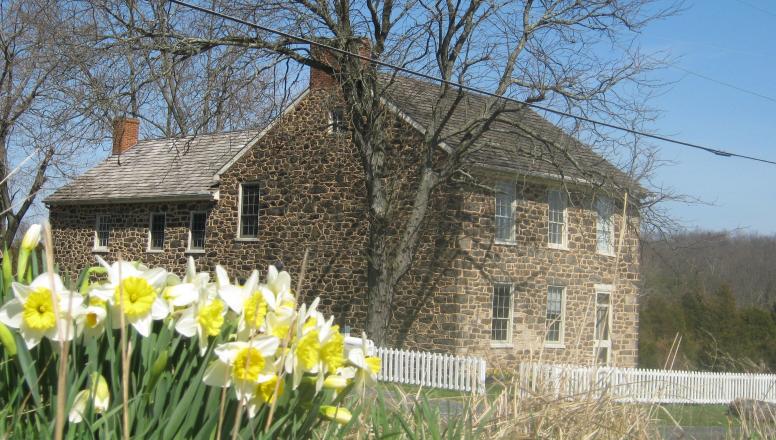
49, 87, 640, 369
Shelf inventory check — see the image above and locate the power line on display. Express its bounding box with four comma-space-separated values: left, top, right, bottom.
168, 0, 776, 167
672, 65, 776, 104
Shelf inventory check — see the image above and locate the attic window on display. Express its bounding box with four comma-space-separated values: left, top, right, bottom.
329, 107, 346, 133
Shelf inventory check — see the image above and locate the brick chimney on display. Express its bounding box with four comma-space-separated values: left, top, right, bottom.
112, 117, 139, 155
310, 38, 372, 90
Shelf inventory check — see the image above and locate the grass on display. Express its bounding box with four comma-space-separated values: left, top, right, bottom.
653, 404, 738, 428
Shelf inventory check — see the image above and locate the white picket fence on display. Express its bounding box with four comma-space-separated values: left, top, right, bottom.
375, 347, 487, 394
519, 362, 776, 404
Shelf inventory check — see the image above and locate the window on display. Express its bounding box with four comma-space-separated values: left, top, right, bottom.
189, 211, 207, 250
548, 190, 567, 247
494, 182, 515, 243
239, 183, 260, 238
94, 215, 111, 250
545, 286, 565, 345
491, 283, 513, 344
149, 213, 165, 251
329, 107, 347, 133
596, 196, 614, 255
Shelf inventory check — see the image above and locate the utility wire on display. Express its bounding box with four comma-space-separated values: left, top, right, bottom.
672, 65, 776, 104
168, 0, 776, 167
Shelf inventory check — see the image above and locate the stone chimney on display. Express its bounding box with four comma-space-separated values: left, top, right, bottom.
112, 117, 139, 155
310, 38, 372, 90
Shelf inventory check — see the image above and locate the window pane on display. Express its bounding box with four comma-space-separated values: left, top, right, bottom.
548, 191, 565, 245
96, 216, 110, 248
150, 214, 165, 250
491, 283, 512, 342
495, 183, 514, 241
190, 212, 207, 250
596, 197, 613, 254
595, 292, 610, 341
546, 286, 564, 342
240, 184, 260, 238
331, 108, 346, 133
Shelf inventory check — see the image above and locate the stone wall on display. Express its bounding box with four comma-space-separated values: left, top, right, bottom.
453, 175, 640, 368
49, 87, 640, 368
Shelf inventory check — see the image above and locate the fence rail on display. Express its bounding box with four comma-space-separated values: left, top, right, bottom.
375, 347, 487, 394
519, 362, 776, 404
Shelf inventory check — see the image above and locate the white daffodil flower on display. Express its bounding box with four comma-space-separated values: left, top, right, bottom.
264, 265, 296, 311
68, 373, 110, 423
162, 257, 208, 311
175, 275, 225, 356
346, 333, 382, 392
0, 273, 83, 349
282, 300, 337, 391
202, 336, 280, 401
91, 257, 169, 337
77, 297, 108, 339
215, 265, 261, 314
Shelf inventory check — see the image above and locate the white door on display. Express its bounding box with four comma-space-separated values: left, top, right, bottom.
594, 291, 612, 365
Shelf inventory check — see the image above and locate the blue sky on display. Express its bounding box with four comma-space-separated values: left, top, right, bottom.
638, 0, 776, 233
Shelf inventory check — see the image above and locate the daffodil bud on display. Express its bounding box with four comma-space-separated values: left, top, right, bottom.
323, 375, 348, 391
146, 349, 169, 392
16, 224, 41, 282
319, 405, 352, 425
2, 244, 11, 297
0, 322, 16, 356
20, 225, 41, 252
69, 374, 110, 424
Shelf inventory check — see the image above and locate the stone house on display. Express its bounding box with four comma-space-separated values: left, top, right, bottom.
46, 64, 642, 368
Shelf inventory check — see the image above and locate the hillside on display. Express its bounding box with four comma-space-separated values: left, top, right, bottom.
640, 231, 776, 371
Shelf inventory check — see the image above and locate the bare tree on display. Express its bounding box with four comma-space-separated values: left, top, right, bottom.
0, 0, 106, 243
95, 0, 680, 343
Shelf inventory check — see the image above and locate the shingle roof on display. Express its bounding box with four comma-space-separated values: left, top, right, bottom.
48, 76, 639, 205
381, 75, 639, 191
45, 129, 260, 204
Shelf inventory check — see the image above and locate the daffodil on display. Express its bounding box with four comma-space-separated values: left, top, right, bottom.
161, 257, 206, 311
20, 224, 41, 251
77, 296, 107, 338
346, 333, 382, 392
0, 273, 83, 348
202, 336, 279, 401
246, 374, 283, 418
68, 373, 110, 423
215, 265, 261, 315
91, 257, 169, 337
284, 300, 339, 391
175, 290, 226, 355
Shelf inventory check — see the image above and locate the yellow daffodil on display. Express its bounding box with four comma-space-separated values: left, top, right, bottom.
91, 257, 169, 337
0, 273, 83, 348
202, 336, 279, 401
68, 373, 110, 423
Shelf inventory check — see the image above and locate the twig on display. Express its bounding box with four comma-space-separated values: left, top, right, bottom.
44, 222, 69, 440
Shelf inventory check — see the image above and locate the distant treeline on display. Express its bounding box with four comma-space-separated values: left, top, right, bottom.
640, 231, 776, 372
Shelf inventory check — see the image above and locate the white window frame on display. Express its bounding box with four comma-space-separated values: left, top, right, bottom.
93, 215, 110, 252
237, 182, 260, 240
544, 285, 566, 348
595, 196, 615, 256
494, 181, 516, 244
593, 284, 613, 365
147, 212, 166, 252
547, 189, 568, 249
187, 211, 207, 253
490, 283, 514, 347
